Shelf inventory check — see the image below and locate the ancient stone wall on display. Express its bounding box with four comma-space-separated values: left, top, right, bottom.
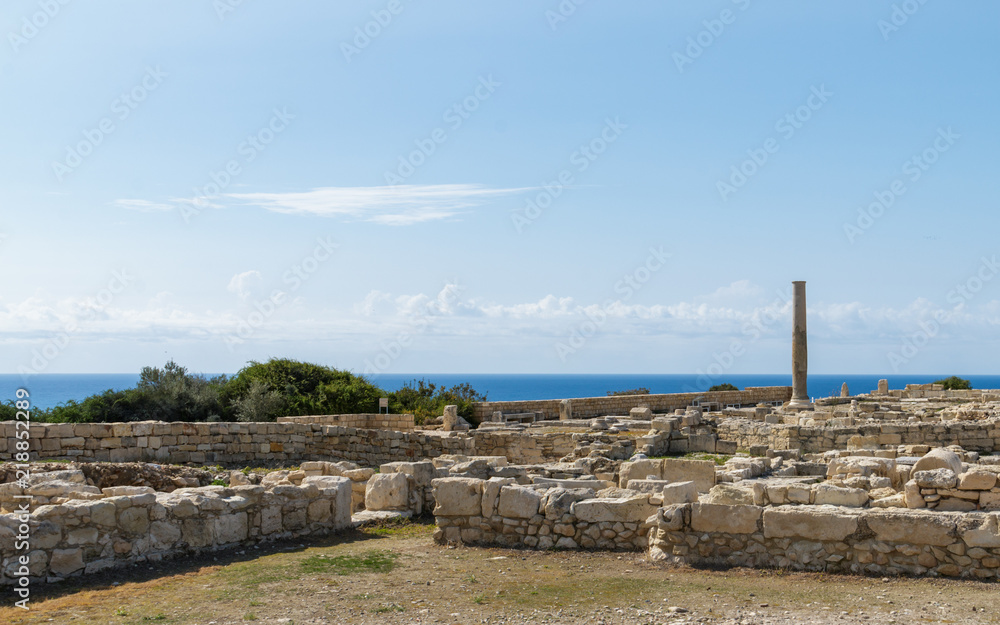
0, 478, 352, 586
0, 422, 624, 467
716, 420, 1000, 454
431, 477, 655, 551
649, 503, 1000, 579
0, 421, 474, 466
473, 387, 793, 422
276, 413, 415, 431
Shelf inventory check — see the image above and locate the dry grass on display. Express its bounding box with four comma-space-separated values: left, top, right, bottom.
2, 520, 999, 624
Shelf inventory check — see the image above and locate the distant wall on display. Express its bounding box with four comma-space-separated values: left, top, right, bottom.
0, 421, 473, 466
277, 413, 415, 431
716, 420, 1000, 453
473, 387, 793, 422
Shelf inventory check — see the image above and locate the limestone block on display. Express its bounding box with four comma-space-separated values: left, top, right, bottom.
380, 461, 436, 488
763, 506, 859, 541
871, 494, 906, 508
49, 548, 85, 577
913, 469, 958, 489
431, 477, 483, 516
866, 509, 956, 546
572, 495, 657, 524
149, 520, 182, 549
912, 448, 964, 475
625, 479, 671, 495
119, 507, 150, 534
812, 484, 868, 508
958, 470, 997, 491
541, 487, 594, 519
213, 512, 248, 544
629, 406, 652, 419
661, 481, 699, 505
982, 491, 1000, 511
618, 459, 662, 487
27, 481, 101, 498
650, 417, 672, 433
102, 486, 155, 497
904, 480, 925, 508
365, 473, 409, 511
558, 399, 572, 421
662, 458, 716, 493
497, 486, 542, 519
481, 477, 514, 517
959, 514, 1000, 548
703, 483, 754, 506
936, 498, 977, 512
690, 503, 761, 534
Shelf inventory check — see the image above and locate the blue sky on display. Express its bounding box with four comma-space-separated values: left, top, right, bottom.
1, 0, 998, 377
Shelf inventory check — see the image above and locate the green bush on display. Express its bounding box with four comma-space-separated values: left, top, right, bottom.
387, 379, 487, 426
708, 383, 738, 391
934, 376, 972, 390
606, 387, 650, 396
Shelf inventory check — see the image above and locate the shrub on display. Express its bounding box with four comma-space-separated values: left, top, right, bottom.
708, 383, 738, 391
934, 376, 972, 390
387, 379, 487, 426
607, 388, 650, 396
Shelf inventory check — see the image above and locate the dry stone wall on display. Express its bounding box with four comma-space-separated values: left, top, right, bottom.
717, 420, 1000, 454
431, 477, 655, 551
474, 387, 793, 422
649, 503, 1000, 579
0, 421, 474, 466
0, 478, 352, 585
277, 413, 415, 431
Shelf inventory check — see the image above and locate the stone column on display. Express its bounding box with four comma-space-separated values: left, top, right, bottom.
442, 405, 458, 431
841, 382, 849, 398
789, 281, 811, 408
558, 399, 572, 421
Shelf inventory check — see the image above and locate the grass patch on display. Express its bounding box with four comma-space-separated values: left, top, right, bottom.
359, 519, 434, 539
683, 452, 733, 465
300, 550, 398, 576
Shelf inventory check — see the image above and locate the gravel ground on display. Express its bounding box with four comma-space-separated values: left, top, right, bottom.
2, 521, 998, 625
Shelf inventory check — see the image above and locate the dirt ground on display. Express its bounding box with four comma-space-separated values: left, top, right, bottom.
1, 520, 998, 625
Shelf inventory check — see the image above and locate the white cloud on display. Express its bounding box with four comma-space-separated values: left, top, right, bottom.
112, 199, 175, 212
227, 270, 262, 301
226, 184, 530, 225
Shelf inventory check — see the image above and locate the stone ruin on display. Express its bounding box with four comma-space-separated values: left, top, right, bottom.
3, 283, 1000, 584
4, 382, 1000, 585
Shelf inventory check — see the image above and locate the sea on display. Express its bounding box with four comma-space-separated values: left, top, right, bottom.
4, 373, 1000, 410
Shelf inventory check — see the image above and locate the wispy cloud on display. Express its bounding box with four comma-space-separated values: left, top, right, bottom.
112, 184, 531, 225
112, 199, 175, 212
225, 184, 531, 225
227, 270, 261, 300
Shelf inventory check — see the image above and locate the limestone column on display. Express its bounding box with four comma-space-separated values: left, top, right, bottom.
789, 281, 811, 408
